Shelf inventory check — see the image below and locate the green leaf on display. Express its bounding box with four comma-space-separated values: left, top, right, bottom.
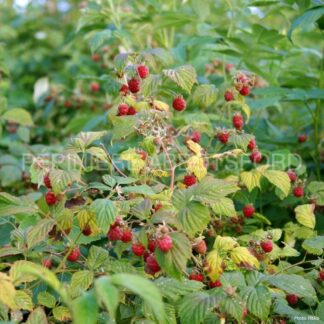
240, 166, 266, 192
288, 6, 324, 41
155, 232, 191, 279
86, 246, 109, 270
163, 65, 197, 93
72, 291, 98, 324
307, 181, 324, 206
90, 199, 118, 233
241, 286, 271, 321
114, 53, 129, 73
229, 133, 254, 150
302, 236, 324, 255
0, 273, 18, 310
37, 291, 56, 308
111, 273, 166, 324
263, 169, 291, 198
50, 169, 81, 194
122, 185, 155, 196
27, 219, 55, 249
53, 306, 71, 322
1, 108, 33, 126
212, 197, 236, 217
192, 84, 217, 107
265, 274, 317, 300
89, 30, 112, 53
295, 204, 316, 229
95, 276, 119, 320
70, 271, 94, 298
69, 131, 107, 151
26, 307, 47, 324
221, 296, 243, 322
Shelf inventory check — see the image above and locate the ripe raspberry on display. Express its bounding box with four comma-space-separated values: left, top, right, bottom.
260, 240, 273, 253
240, 86, 250, 96
42, 258, 52, 269
298, 134, 307, 143
43, 174, 52, 189
107, 226, 123, 241
293, 186, 304, 198
143, 251, 150, 261
132, 243, 146, 256
218, 131, 230, 144
318, 270, 324, 281
111, 217, 123, 228
190, 131, 201, 143
209, 280, 222, 288
286, 294, 298, 306
45, 191, 57, 206
243, 204, 255, 218
189, 273, 204, 282
224, 90, 234, 102
117, 103, 129, 116
91, 53, 101, 62
172, 97, 186, 111
121, 229, 133, 243
67, 247, 81, 262
183, 174, 197, 187
247, 138, 257, 150
232, 113, 244, 130
137, 150, 147, 161
194, 240, 207, 254
120, 84, 129, 95
242, 307, 248, 318
127, 106, 137, 115
128, 78, 141, 93
154, 202, 163, 212
137, 64, 149, 79
157, 235, 173, 253
64, 100, 72, 108
146, 254, 160, 273
250, 150, 262, 163
90, 82, 100, 92
287, 170, 298, 183
148, 239, 157, 252
82, 226, 92, 236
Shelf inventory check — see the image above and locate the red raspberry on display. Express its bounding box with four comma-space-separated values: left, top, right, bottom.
194, 240, 207, 254
225, 63, 234, 72
242, 307, 248, 318
172, 97, 186, 111
90, 82, 100, 92
128, 78, 141, 93
67, 247, 81, 262
127, 106, 137, 115
157, 235, 173, 253
145, 254, 160, 273
43, 174, 52, 189
64, 100, 72, 108
183, 174, 197, 187
154, 202, 163, 212
42, 258, 52, 269
318, 270, 324, 281
121, 229, 133, 243
137, 64, 149, 79
209, 280, 222, 288
189, 273, 204, 282
82, 226, 92, 236
250, 150, 262, 163
286, 294, 298, 306
243, 204, 255, 218
190, 131, 201, 143
298, 134, 307, 143
261, 240, 273, 253
91, 53, 101, 62
111, 217, 123, 228
218, 131, 230, 144
247, 138, 257, 150
137, 150, 147, 161
107, 226, 123, 241
120, 84, 129, 95
45, 191, 57, 206
224, 90, 234, 102
148, 239, 157, 252
293, 186, 304, 198
232, 113, 244, 130
287, 170, 298, 183
240, 86, 250, 96
117, 103, 129, 116
132, 243, 146, 256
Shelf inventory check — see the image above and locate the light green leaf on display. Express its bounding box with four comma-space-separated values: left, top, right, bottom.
70, 271, 94, 298
163, 65, 197, 93
192, 84, 217, 107
212, 197, 236, 217
295, 204, 316, 229
15, 291, 33, 311
37, 291, 56, 308
86, 246, 109, 270
302, 236, 324, 255
91, 199, 118, 233
53, 306, 71, 322
263, 169, 291, 198
27, 219, 55, 249
72, 291, 98, 324
2, 108, 33, 126
26, 307, 47, 324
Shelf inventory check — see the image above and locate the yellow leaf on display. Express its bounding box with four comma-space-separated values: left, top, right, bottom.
152, 100, 169, 111
0, 273, 18, 310
240, 168, 263, 192
213, 236, 238, 251
77, 209, 100, 235
151, 169, 170, 177
187, 156, 207, 180
263, 169, 291, 198
231, 247, 259, 269
295, 204, 316, 229
186, 140, 202, 156
120, 148, 145, 175
205, 250, 223, 281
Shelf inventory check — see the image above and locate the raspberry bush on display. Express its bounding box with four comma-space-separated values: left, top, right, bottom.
0, 1, 323, 324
